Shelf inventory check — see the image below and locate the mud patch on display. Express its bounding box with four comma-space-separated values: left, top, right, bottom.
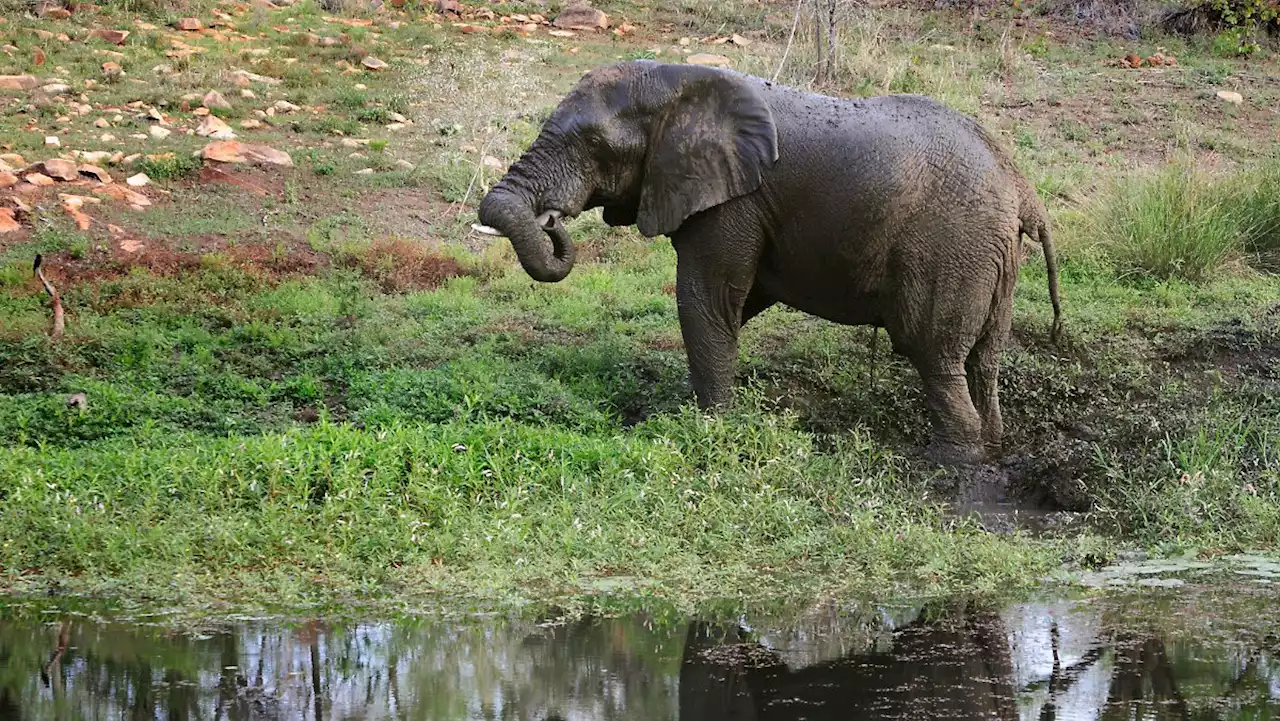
339, 237, 472, 293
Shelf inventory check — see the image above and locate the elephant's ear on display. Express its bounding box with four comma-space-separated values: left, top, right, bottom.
635, 64, 779, 238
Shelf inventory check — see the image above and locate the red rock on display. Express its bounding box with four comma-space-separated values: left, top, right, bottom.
25, 172, 55, 187
175, 17, 204, 31
0, 208, 20, 234
89, 28, 130, 45
0, 172, 17, 188
0, 75, 39, 91
38, 158, 79, 181
553, 2, 608, 31
93, 183, 150, 208
78, 164, 112, 183
199, 140, 294, 167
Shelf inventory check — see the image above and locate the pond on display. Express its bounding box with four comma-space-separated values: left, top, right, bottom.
1, 579, 1277, 720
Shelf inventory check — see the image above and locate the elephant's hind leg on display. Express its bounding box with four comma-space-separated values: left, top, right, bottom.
916, 362, 985, 467
888, 244, 996, 466
966, 284, 1015, 460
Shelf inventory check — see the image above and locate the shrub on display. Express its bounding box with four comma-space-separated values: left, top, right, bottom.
137, 153, 202, 181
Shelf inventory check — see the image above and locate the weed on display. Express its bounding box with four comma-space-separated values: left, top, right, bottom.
137, 153, 202, 181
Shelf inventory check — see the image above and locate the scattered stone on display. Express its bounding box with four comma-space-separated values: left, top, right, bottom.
232, 69, 283, 85
150, 125, 171, 140
77, 164, 112, 183
120, 238, 144, 253
239, 89, 257, 99
687, 53, 732, 68
273, 100, 300, 113
203, 90, 232, 110
553, 2, 608, 30
355, 167, 375, 175
25, 172, 55, 187
731, 33, 750, 46
395, 159, 415, 170
199, 140, 294, 167
482, 155, 505, 170
40, 83, 72, 95
196, 114, 237, 139
75, 151, 112, 164
101, 61, 123, 78
354, 83, 367, 90
389, 111, 407, 123
678, 37, 691, 46
0, 172, 17, 189
0, 208, 19, 234
100, 133, 117, 142
94, 183, 151, 208
89, 28, 130, 45
39, 158, 79, 181
240, 118, 263, 129
194, 107, 211, 117
0, 75, 40, 91
175, 18, 204, 31
361, 56, 389, 71
1217, 90, 1243, 105
45, 136, 61, 148
0, 154, 26, 168
548, 29, 576, 38
126, 172, 150, 187
435, 0, 461, 15
94, 118, 111, 129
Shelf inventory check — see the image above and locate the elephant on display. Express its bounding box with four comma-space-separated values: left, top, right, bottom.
677, 611, 1020, 720
475, 59, 1062, 466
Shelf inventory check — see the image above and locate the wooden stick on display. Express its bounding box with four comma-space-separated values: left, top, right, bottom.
33, 254, 65, 340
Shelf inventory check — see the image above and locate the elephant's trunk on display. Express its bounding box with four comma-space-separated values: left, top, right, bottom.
477, 187, 576, 283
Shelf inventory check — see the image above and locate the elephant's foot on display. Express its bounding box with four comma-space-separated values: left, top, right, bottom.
922, 439, 984, 468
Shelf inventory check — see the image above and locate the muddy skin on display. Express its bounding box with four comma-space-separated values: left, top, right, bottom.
477, 60, 1063, 469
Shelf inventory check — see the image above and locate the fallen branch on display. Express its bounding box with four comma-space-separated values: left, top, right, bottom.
39, 621, 71, 688
33, 254, 65, 341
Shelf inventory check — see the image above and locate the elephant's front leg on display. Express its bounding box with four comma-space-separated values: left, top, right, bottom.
673, 236, 760, 409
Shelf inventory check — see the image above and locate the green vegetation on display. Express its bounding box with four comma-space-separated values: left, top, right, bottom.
0, 0, 1278, 610
1089, 157, 1280, 280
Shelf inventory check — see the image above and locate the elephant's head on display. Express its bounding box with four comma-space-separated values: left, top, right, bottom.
476, 60, 780, 282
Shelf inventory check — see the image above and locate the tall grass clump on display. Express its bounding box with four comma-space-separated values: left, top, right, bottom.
1092, 157, 1280, 281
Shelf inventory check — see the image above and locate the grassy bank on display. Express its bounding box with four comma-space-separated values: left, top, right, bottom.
1, 0, 1278, 608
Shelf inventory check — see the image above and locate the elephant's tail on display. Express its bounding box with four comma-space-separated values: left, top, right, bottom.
1020, 194, 1063, 345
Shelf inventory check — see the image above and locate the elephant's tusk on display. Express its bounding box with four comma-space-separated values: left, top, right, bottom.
470, 223, 504, 237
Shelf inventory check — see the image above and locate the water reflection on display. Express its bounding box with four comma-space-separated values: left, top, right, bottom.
0, 587, 1277, 720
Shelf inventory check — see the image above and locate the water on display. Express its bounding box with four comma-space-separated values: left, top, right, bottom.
1, 582, 1277, 720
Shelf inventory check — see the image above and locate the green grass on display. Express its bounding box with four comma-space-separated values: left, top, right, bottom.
0, 0, 1279, 613
1088, 157, 1280, 281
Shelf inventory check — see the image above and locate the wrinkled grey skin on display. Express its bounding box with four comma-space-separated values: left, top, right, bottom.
477, 60, 1062, 466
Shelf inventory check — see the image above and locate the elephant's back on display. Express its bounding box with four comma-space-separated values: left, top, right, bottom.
763, 88, 1018, 214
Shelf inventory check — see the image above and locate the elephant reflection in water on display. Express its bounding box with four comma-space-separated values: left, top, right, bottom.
677, 610, 1020, 721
